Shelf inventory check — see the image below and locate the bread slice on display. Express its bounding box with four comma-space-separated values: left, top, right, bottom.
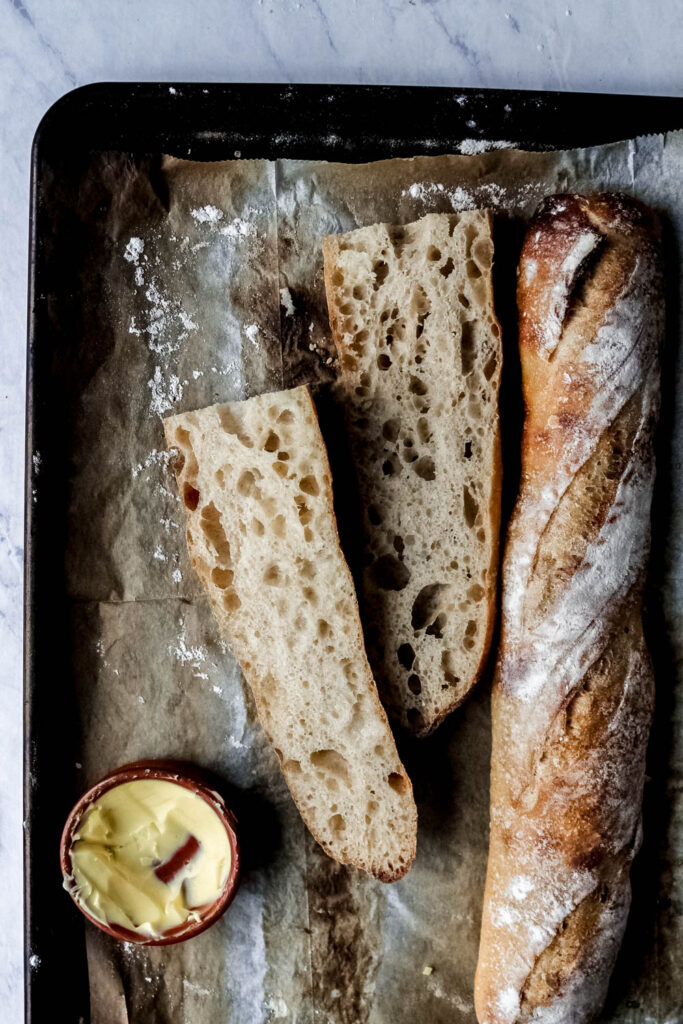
164, 385, 417, 882
323, 212, 502, 736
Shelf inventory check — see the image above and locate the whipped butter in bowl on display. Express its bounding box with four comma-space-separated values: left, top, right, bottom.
60, 761, 240, 944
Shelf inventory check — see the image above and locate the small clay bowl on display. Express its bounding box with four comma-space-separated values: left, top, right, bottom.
60, 759, 240, 945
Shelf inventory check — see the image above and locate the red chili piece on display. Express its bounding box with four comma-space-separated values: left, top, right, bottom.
154, 835, 201, 884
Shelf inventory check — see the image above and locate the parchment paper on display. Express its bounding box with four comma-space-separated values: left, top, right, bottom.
56, 133, 682, 1023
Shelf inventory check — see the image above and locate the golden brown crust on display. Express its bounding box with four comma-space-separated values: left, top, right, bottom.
475, 194, 663, 1023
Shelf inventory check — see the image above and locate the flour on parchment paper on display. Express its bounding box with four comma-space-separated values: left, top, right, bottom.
402, 179, 507, 209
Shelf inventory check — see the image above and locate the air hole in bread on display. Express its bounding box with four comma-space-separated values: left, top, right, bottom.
388, 772, 409, 794
299, 475, 320, 497
317, 619, 331, 638
272, 514, 286, 538
403, 448, 418, 464
464, 441, 473, 459
276, 408, 294, 425
223, 590, 241, 612
426, 613, 447, 639
467, 583, 485, 601
263, 431, 280, 452
466, 259, 482, 281
472, 238, 493, 267
200, 503, 232, 564
264, 564, 284, 586
352, 285, 367, 301
214, 468, 225, 487
331, 268, 344, 286
382, 418, 400, 442
371, 554, 411, 591
408, 673, 422, 695
463, 223, 477, 256
294, 496, 312, 526
184, 484, 200, 511
211, 567, 234, 589
377, 353, 392, 370
237, 470, 260, 497
218, 408, 253, 447
302, 585, 317, 604
393, 535, 405, 556
297, 559, 315, 580
363, 507, 381, 531
412, 583, 447, 630
463, 486, 479, 528
483, 352, 498, 380
174, 450, 186, 473
310, 749, 351, 785
372, 260, 389, 288
440, 257, 455, 278
416, 312, 430, 340
409, 375, 428, 396
416, 417, 431, 444
283, 759, 301, 774
273, 462, 288, 478
427, 245, 441, 262
303, 527, 313, 543
351, 329, 369, 353
397, 643, 416, 669
413, 456, 436, 481
328, 813, 346, 832
276, 451, 290, 463
411, 284, 429, 314
251, 517, 265, 536
461, 321, 477, 375
382, 455, 400, 476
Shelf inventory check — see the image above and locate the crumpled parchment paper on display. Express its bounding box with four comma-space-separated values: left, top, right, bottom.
55, 132, 682, 1024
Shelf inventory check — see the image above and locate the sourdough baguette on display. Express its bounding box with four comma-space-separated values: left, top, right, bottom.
323, 212, 502, 736
475, 194, 663, 1023
164, 385, 417, 882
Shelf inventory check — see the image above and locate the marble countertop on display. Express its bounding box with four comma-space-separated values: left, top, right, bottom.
1, 0, 681, 1018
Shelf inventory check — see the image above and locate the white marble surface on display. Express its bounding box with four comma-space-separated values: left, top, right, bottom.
0, 0, 681, 1018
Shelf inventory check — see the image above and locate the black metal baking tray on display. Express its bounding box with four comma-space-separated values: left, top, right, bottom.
25, 83, 683, 1024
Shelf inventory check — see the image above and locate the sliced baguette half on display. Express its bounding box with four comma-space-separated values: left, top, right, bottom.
323, 212, 502, 736
164, 385, 417, 881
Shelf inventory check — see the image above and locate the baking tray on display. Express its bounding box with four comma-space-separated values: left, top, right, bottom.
24, 83, 683, 1024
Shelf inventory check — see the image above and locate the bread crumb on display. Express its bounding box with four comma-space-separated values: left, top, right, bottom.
422, 965, 433, 976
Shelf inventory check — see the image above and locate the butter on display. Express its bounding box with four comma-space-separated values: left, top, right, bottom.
68, 778, 231, 938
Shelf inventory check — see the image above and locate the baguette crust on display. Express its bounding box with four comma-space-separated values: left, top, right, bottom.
475, 194, 663, 1023
164, 386, 417, 882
